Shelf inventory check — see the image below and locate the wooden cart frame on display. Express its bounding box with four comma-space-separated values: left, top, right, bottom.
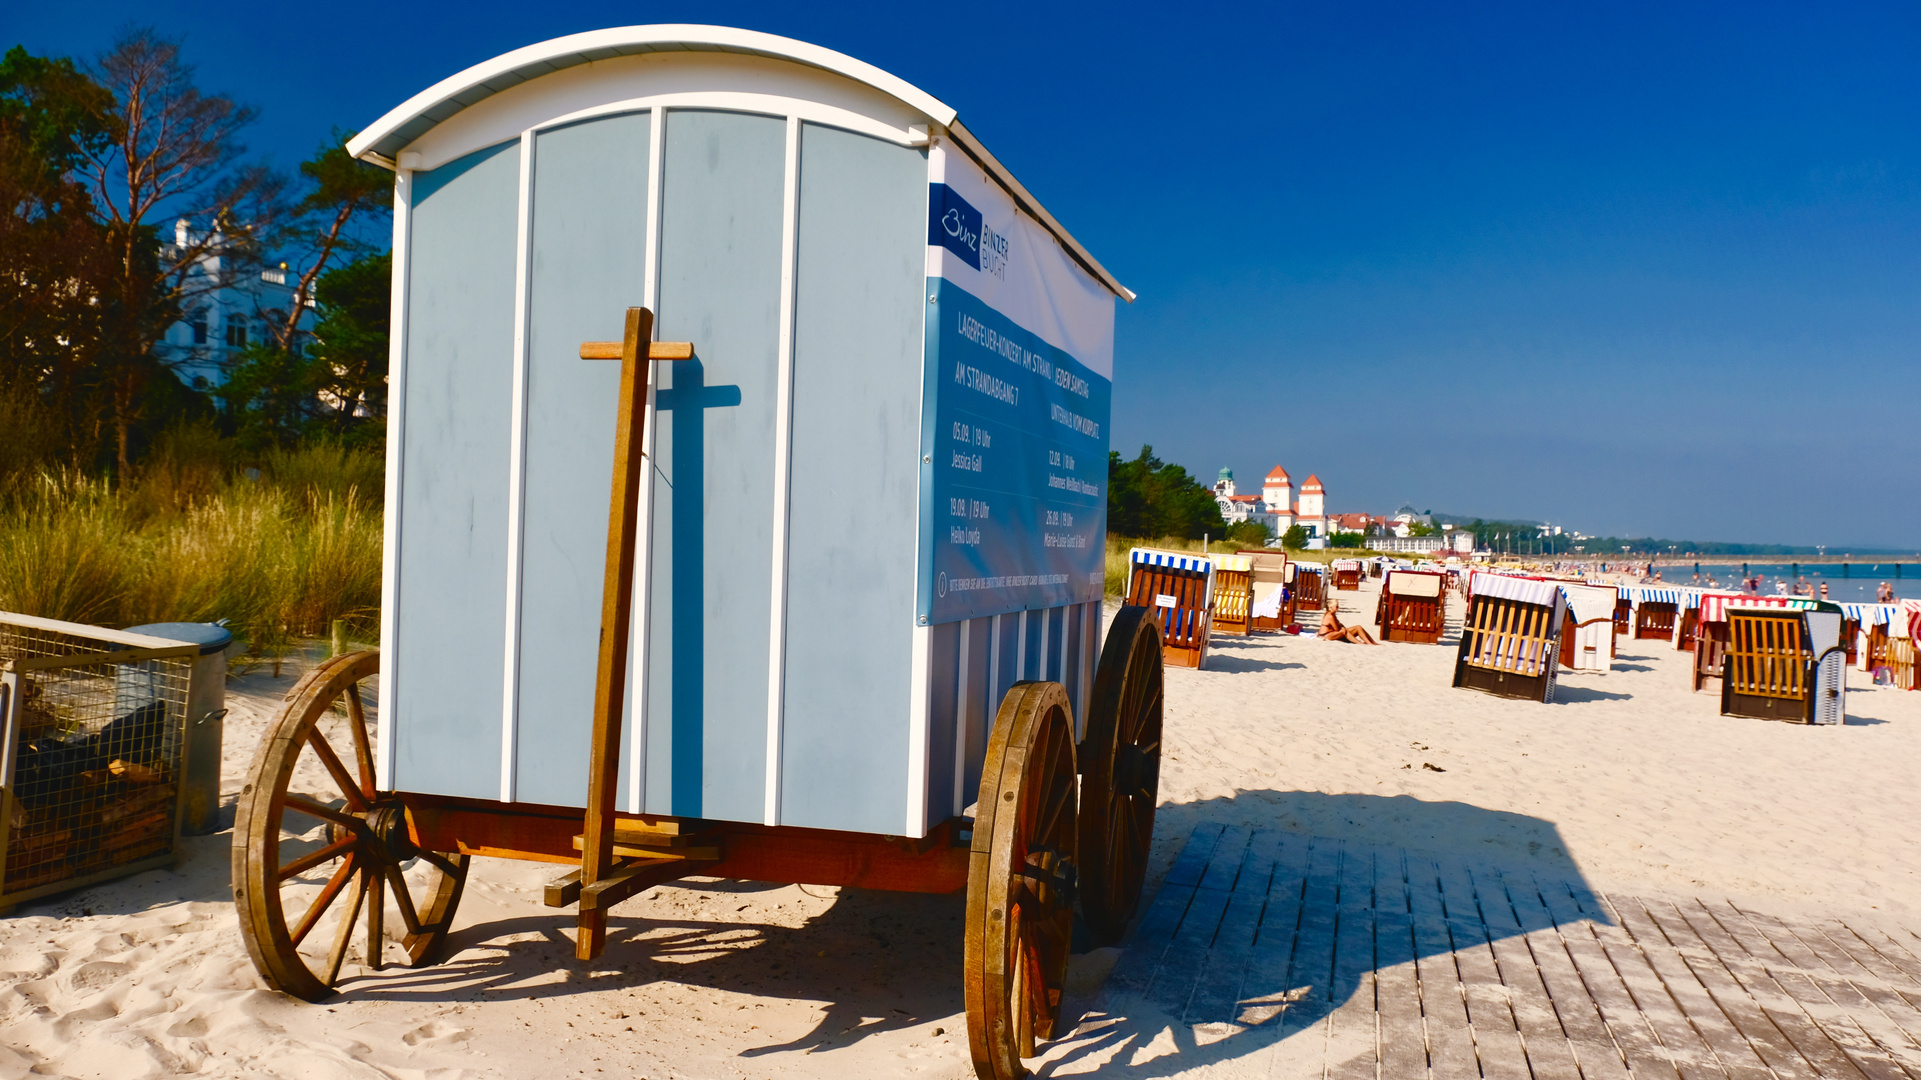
229, 29, 1154, 1078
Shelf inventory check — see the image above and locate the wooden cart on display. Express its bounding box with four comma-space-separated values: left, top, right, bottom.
1125, 549, 1212, 669
230, 29, 1157, 1080
1454, 577, 1565, 703
1374, 570, 1447, 643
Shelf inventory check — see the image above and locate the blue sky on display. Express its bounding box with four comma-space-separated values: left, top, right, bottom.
11, 2, 1918, 548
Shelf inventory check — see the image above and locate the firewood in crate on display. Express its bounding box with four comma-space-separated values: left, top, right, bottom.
100, 784, 175, 826
108, 759, 165, 784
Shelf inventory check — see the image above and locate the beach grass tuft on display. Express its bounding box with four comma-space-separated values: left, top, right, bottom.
0, 451, 384, 662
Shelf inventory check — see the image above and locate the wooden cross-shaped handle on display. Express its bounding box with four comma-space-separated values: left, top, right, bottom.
572, 307, 696, 962
579, 340, 694, 360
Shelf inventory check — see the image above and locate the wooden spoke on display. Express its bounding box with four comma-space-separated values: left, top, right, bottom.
290, 854, 359, 947
324, 871, 368, 985
284, 794, 363, 832
232, 650, 469, 1002
305, 730, 369, 811
277, 835, 359, 882
344, 684, 376, 796
1075, 606, 1165, 947
965, 680, 1078, 1080
385, 864, 424, 937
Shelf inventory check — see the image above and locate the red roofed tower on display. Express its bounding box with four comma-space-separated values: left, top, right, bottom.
1262, 466, 1293, 518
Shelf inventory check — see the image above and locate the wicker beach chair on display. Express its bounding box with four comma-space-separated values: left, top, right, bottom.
1558, 583, 1618, 672
1721, 607, 1846, 724
1126, 548, 1213, 669
1210, 554, 1253, 637
1886, 636, 1915, 690
1377, 570, 1447, 643
1634, 595, 1679, 641
1331, 559, 1363, 591
1612, 593, 1631, 636
1454, 576, 1565, 703
1293, 565, 1326, 614
1241, 550, 1290, 632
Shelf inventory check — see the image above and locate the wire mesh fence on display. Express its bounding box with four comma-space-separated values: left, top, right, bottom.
1, 614, 197, 906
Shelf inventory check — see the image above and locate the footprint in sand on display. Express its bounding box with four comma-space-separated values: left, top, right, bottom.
401, 1019, 471, 1046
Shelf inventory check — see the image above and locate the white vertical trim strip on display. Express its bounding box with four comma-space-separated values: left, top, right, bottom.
1039, 605, 1052, 683
1078, 602, 1096, 737
498, 129, 537, 805
905, 623, 932, 837
953, 618, 970, 816
987, 613, 1001, 715
1016, 609, 1028, 682
763, 114, 802, 827
628, 106, 668, 815
375, 168, 413, 792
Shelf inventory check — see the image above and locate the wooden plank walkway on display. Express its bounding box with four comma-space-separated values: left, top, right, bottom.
1088, 824, 1921, 1078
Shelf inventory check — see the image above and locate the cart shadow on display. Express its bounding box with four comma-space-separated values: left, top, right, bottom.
330, 880, 968, 1058
1036, 791, 1601, 1078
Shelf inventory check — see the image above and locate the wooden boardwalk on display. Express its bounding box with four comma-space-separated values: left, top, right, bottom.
1079, 824, 1921, 1079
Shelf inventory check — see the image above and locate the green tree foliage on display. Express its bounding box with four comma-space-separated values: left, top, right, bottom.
1280, 524, 1309, 550
1224, 518, 1272, 548
1106, 445, 1226, 540
222, 250, 390, 449
1328, 530, 1365, 548
0, 46, 117, 457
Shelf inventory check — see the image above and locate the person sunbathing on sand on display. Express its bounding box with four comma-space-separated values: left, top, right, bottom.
1318, 608, 1378, 644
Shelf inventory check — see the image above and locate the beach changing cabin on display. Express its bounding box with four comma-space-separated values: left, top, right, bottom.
346, 26, 1130, 839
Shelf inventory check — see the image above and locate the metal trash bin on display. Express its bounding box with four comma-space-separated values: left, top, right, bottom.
124, 623, 233, 835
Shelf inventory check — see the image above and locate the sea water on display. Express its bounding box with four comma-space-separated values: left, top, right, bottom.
1640, 563, 1914, 605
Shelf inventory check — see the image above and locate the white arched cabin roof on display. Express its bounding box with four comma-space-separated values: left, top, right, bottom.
347, 25, 1132, 301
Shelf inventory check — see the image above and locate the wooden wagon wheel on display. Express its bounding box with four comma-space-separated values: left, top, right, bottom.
1076, 605, 1163, 945
232, 650, 468, 1002
965, 681, 1079, 1080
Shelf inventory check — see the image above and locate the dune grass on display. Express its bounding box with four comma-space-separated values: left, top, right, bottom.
0, 440, 384, 662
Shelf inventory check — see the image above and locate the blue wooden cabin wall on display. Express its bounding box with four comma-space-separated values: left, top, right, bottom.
777, 123, 928, 832
513, 112, 651, 809
391, 108, 1104, 836
391, 140, 519, 800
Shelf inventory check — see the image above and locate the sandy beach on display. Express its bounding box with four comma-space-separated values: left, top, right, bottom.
2, 576, 1917, 1079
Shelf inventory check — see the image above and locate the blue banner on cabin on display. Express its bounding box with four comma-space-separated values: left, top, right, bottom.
919, 278, 1109, 625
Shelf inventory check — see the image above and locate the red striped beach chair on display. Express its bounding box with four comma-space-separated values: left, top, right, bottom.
1126, 548, 1213, 669
1331, 559, 1363, 591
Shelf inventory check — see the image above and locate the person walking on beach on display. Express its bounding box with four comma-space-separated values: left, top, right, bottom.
1878, 582, 1894, 603
1318, 607, 1378, 644
1820, 582, 1830, 600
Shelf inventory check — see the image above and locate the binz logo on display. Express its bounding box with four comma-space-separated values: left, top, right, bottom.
929, 184, 1007, 280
